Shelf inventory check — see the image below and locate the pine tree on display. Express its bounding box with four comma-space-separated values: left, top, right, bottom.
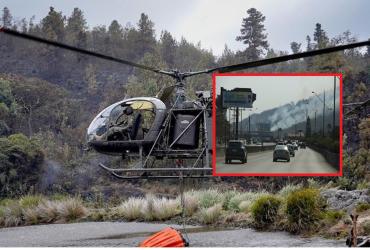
290, 42, 301, 54
236, 8, 269, 61
159, 30, 177, 67
65, 8, 87, 46
1, 7, 12, 28
40, 7, 66, 78
313, 23, 329, 49
136, 13, 156, 59
41, 7, 65, 41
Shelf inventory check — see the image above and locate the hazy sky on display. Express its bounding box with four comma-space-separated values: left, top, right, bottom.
1, 0, 369, 56
216, 75, 338, 117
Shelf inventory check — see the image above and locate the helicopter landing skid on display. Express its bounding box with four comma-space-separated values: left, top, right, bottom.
98, 163, 213, 179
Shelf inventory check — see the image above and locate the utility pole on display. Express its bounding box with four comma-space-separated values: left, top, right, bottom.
333, 76, 336, 137
224, 108, 227, 147
240, 108, 243, 138
248, 115, 251, 139
235, 107, 239, 139
323, 90, 325, 137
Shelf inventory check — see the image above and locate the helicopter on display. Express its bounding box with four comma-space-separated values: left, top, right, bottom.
1, 27, 369, 179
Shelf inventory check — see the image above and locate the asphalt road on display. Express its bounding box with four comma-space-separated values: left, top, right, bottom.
0, 222, 345, 247
216, 147, 338, 174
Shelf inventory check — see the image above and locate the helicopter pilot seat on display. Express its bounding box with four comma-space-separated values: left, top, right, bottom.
106, 106, 140, 141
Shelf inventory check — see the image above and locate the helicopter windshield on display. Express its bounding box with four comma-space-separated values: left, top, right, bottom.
87, 99, 156, 143
87, 102, 119, 141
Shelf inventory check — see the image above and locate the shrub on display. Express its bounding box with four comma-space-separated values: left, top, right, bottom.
250, 195, 281, 229
355, 202, 370, 213
278, 184, 302, 198
198, 203, 223, 224
323, 210, 345, 224
19, 195, 44, 209
362, 220, 370, 235
286, 188, 324, 233
356, 180, 370, 190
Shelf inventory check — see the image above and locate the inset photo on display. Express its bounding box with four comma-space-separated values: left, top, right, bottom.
212, 73, 342, 176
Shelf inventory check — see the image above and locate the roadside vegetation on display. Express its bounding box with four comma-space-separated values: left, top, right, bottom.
1, 185, 369, 239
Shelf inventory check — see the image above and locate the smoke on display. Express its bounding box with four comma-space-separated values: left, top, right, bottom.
263, 88, 340, 131
40, 160, 62, 191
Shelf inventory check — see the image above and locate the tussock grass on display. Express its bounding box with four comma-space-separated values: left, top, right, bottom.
182, 193, 199, 216
56, 198, 88, 222
0, 196, 88, 228
278, 184, 303, 198
285, 188, 324, 233
195, 189, 224, 209
197, 203, 223, 224
228, 191, 268, 212
250, 195, 281, 229
19, 195, 45, 209
151, 196, 180, 220
116, 197, 145, 221
116, 194, 180, 221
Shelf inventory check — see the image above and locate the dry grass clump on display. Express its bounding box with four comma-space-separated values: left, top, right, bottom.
0, 196, 88, 228
194, 189, 225, 209
250, 195, 281, 229
182, 194, 199, 216
151, 196, 180, 220
116, 194, 180, 221
56, 198, 88, 222
141, 194, 180, 221
197, 203, 223, 224
19, 195, 45, 209
227, 191, 268, 212
116, 197, 146, 220
278, 184, 303, 198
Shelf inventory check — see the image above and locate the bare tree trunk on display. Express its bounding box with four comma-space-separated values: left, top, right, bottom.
28, 107, 33, 137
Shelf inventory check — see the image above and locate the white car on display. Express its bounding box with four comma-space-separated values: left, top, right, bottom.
273, 145, 290, 162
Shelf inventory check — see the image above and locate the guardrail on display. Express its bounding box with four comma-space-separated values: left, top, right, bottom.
309, 144, 340, 170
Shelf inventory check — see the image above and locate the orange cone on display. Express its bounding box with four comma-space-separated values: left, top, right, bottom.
139, 227, 188, 247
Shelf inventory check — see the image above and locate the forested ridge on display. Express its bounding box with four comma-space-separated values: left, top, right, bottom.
0, 6, 369, 198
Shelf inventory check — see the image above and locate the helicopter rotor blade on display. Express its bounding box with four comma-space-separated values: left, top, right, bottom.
0, 27, 163, 74
208, 40, 370, 73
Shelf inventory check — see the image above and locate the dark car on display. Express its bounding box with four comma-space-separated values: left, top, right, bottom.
273, 145, 290, 162
225, 140, 247, 164
287, 144, 295, 157
300, 142, 306, 148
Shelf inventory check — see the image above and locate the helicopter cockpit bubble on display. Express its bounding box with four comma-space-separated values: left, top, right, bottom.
87, 102, 118, 142
87, 97, 167, 154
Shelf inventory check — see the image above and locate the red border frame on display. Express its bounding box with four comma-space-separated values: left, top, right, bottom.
212, 73, 343, 177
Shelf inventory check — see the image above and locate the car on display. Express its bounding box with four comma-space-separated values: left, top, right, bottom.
225, 140, 247, 164
273, 145, 290, 162
300, 142, 306, 148
292, 142, 299, 150
287, 144, 295, 157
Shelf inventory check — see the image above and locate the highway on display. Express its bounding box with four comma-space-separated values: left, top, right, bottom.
216, 147, 338, 174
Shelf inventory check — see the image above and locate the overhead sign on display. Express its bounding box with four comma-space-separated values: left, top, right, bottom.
221, 87, 256, 108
